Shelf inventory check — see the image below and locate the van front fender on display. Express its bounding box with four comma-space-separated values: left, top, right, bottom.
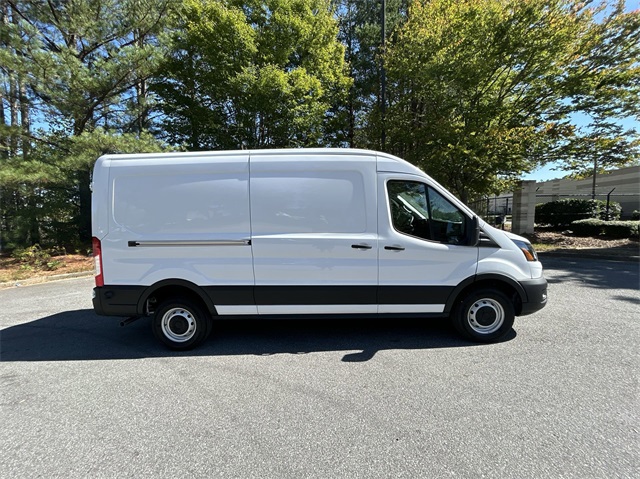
444, 274, 527, 314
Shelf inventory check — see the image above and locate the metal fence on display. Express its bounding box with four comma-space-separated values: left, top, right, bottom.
469, 196, 512, 228
470, 192, 640, 225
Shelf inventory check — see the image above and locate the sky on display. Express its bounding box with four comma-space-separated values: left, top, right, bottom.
522, 114, 639, 182
522, 163, 566, 182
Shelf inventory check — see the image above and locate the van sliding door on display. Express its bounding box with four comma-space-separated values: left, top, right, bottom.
250, 153, 379, 315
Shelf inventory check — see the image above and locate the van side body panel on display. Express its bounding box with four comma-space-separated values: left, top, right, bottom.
92, 148, 546, 323
99, 153, 255, 297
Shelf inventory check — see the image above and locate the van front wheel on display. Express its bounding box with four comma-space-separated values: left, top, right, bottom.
452, 289, 515, 343
152, 298, 211, 350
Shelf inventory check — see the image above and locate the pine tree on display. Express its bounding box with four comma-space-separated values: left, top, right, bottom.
0, 0, 174, 248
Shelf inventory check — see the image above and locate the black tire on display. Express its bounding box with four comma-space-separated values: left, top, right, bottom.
152, 298, 211, 350
452, 289, 515, 343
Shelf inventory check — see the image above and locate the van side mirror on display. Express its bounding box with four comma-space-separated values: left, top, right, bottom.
468, 215, 480, 246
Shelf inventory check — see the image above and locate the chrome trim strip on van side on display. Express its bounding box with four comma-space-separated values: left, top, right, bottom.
257, 304, 378, 315
128, 239, 251, 247
378, 304, 445, 314
216, 305, 259, 315
255, 304, 444, 315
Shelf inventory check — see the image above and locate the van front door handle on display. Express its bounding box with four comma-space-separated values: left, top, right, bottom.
351, 244, 373, 250
384, 245, 405, 251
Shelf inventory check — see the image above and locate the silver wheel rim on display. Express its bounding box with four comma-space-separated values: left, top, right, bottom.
467, 298, 504, 334
161, 308, 197, 343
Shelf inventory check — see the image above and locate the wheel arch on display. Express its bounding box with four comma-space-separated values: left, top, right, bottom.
445, 274, 527, 316
138, 279, 218, 316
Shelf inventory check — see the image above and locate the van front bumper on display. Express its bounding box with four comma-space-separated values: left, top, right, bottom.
93, 286, 143, 317
519, 277, 548, 316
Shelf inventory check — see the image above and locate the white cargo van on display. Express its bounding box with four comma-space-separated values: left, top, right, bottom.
92, 148, 547, 349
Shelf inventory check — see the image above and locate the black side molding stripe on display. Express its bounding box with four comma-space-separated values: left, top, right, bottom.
96, 284, 457, 315
206, 285, 453, 306
129, 240, 251, 247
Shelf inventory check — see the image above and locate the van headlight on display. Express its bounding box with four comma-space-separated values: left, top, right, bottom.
512, 239, 538, 262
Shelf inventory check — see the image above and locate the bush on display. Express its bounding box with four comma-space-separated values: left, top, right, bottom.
536, 199, 621, 227
570, 219, 603, 237
571, 219, 640, 239
632, 210, 640, 221
11, 245, 63, 271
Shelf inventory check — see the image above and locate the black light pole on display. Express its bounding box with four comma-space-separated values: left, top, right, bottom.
591, 156, 597, 200
381, 0, 386, 151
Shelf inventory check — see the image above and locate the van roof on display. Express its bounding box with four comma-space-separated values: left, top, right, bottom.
101, 148, 385, 161
98, 148, 425, 176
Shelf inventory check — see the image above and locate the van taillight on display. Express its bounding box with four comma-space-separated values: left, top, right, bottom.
92, 237, 104, 287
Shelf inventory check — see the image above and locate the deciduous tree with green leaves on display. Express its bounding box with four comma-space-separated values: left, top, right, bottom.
384, 0, 639, 203
555, 1, 640, 181
154, 0, 351, 150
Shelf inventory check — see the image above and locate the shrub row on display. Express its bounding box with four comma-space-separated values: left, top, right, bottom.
535, 199, 622, 227
571, 219, 640, 239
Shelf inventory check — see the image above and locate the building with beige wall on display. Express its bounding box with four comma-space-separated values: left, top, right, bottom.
480, 165, 640, 220
535, 165, 639, 218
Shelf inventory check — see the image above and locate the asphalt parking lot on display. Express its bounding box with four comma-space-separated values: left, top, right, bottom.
1, 256, 638, 478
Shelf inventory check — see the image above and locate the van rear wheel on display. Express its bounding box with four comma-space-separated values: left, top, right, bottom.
152, 298, 211, 350
452, 289, 515, 343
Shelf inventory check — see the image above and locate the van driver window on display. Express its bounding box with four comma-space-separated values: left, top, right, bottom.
387, 181, 466, 244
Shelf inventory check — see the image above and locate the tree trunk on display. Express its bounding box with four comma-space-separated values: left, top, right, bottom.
73, 110, 92, 243
27, 192, 41, 245
0, 2, 8, 252
19, 77, 30, 159
77, 168, 92, 243
135, 29, 149, 132
0, 0, 6, 154
0, 86, 6, 160
9, 72, 18, 157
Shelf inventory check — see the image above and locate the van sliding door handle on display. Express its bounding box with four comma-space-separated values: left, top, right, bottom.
384, 245, 405, 251
351, 244, 373, 250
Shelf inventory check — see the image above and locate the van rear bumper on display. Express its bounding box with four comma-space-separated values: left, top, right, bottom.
93, 286, 143, 316
519, 277, 548, 316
